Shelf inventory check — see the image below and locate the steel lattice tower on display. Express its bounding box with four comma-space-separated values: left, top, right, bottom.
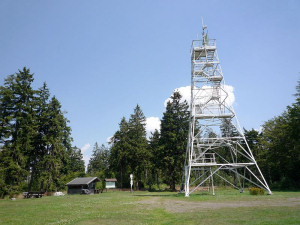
183, 24, 272, 197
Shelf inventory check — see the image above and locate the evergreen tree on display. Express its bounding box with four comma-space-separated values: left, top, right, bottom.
110, 117, 130, 188
28, 82, 50, 191
127, 105, 149, 189
38, 96, 73, 191
220, 118, 239, 137
87, 143, 110, 175
68, 146, 85, 173
245, 80, 300, 189
243, 128, 262, 159
148, 129, 162, 189
160, 92, 189, 191
59, 146, 85, 191
0, 67, 37, 195
87, 142, 100, 174
109, 105, 149, 189
259, 85, 300, 189
0, 68, 82, 196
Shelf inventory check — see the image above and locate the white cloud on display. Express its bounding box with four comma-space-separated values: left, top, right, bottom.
146, 117, 161, 137
81, 143, 91, 154
106, 136, 113, 143
164, 86, 190, 107
164, 85, 235, 107
81, 143, 91, 171
258, 126, 264, 133
223, 84, 235, 106
105, 117, 161, 142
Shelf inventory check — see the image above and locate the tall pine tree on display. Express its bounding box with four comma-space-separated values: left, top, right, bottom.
127, 105, 149, 189
0, 68, 37, 195
160, 92, 189, 191
148, 129, 162, 189
110, 117, 130, 188
38, 96, 73, 191
87, 143, 110, 175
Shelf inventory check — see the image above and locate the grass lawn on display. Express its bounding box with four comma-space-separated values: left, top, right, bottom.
0, 189, 299, 224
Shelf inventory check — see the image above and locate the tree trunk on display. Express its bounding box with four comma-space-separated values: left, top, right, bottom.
28, 165, 35, 192
170, 174, 176, 192
40, 180, 44, 191
120, 166, 123, 189
171, 182, 176, 192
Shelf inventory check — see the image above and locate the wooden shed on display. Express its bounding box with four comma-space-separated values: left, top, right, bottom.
66, 177, 99, 194
105, 178, 117, 189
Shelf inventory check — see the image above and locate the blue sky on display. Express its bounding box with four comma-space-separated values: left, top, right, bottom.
0, 0, 299, 166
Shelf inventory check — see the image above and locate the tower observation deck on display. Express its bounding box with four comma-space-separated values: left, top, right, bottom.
182, 25, 272, 197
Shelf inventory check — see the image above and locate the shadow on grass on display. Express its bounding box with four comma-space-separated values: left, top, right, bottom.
133, 191, 211, 197
133, 194, 175, 197
271, 189, 300, 192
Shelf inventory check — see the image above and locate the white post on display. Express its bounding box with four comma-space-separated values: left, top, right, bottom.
130, 174, 133, 193
210, 167, 215, 196
185, 166, 190, 197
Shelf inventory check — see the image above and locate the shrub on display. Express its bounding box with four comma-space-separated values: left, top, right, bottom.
96, 181, 105, 191
147, 183, 169, 192
249, 187, 265, 195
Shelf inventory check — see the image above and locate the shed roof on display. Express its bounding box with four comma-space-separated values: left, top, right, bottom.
66, 177, 99, 186
105, 178, 117, 182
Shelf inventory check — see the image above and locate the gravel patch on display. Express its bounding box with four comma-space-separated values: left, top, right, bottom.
137, 197, 300, 213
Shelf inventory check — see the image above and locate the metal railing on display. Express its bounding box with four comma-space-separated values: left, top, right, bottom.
195, 153, 216, 164
192, 39, 216, 49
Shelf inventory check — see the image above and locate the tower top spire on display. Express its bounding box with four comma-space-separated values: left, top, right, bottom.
201, 18, 209, 45
201, 17, 207, 31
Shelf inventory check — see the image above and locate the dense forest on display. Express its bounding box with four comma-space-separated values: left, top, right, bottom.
0, 68, 299, 198
88, 80, 300, 191
88, 92, 190, 191
0, 68, 85, 198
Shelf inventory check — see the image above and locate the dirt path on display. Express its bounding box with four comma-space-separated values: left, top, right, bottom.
138, 197, 300, 213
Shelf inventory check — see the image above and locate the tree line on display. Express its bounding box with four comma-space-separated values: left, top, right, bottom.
87, 92, 190, 191
1, 68, 299, 197
87, 81, 300, 191
0, 68, 85, 198
243, 80, 300, 189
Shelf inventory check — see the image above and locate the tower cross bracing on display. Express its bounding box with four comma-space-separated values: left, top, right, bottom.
183, 25, 272, 197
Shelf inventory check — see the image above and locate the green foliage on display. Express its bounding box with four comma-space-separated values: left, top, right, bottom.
127, 105, 149, 189
66, 147, 85, 174
259, 91, 299, 189
87, 144, 110, 191
0, 170, 8, 198
159, 92, 190, 191
147, 183, 169, 191
221, 118, 240, 137
87, 143, 110, 175
148, 129, 163, 190
259, 109, 300, 189
0, 68, 84, 197
95, 181, 104, 191
109, 117, 131, 188
0, 68, 37, 195
249, 187, 265, 195
1, 68, 298, 197
109, 105, 149, 189
243, 79, 300, 189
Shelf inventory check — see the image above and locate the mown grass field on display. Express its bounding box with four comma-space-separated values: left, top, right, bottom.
0, 189, 299, 225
